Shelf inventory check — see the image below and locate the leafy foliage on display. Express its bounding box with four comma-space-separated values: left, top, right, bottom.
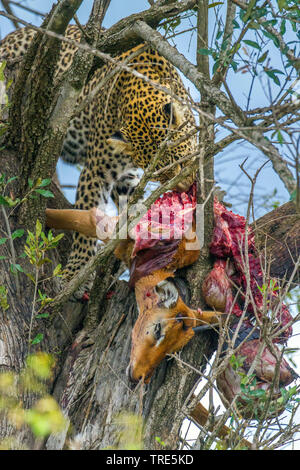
0, 353, 66, 448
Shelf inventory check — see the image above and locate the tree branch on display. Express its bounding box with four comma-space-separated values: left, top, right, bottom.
1, 0, 19, 28
92, 0, 197, 62
212, 0, 237, 87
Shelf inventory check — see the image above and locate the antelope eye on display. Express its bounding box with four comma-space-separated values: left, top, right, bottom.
176, 313, 184, 322
154, 322, 162, 341
176, 313, 188, 331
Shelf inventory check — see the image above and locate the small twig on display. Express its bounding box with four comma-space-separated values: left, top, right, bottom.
2, 0, 19, 29
73, 14, 90, 40
1, 205, 20, 296
28, 266, 39, 350
5, 0, 45, 18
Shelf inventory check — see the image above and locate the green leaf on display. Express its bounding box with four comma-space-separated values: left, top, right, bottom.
53, 264, 62, 277
37, 258, 52, 267
36, 312, 50, 319
0, 238, 8, 245
216, 30, 223, 40
271, 68, 285, 75
249, 389, 266, 398
0, 195, 9, 206
155, 436, 166, 447
262, 29, 280, 47
10, 263, 24, 274
221, 39, 229, 51
0, 256, 7, 260
243, 39, 261, 50
231, 60, 238, 72
34, 189, 54, 198
258, 51, 268, 63
280, 19, 286, 36
50, 233, 64, 244
212, 60, 220, 74
198, 48, 213, 56
241, 0, 256, 22
28, 178, 34, 188
265, 69, 281, 86
6, 176, 18, 184
25, 272, 36, 283
36, 219, 42, 239
39, 179, 52, 188
277, 0, 287, 11
261, 20, 277, 27
31, 333, 44, 345
11, 229, 25, 240
277, 130, 284, 144
232, 19, 240, 29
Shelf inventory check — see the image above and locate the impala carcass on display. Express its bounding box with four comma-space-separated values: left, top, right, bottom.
46, 185, 224, 384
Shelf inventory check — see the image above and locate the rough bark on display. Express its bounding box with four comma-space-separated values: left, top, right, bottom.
253, 201, 300, 284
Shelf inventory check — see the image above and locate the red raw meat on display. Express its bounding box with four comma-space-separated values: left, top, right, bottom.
206, 198, 293, 342
216, 320, 298, 418
131, 183, 196, 257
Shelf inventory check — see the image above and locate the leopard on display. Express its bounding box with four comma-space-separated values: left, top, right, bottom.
0, 25, 197, 299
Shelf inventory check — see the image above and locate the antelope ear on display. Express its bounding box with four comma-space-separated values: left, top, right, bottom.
171, 277, 191, 305
107, 131, 133, 154
155, 278, 179, 309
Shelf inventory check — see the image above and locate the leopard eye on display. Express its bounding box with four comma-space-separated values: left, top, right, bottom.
163, 102, 171, 116
111, 130, 126, 141
162, 102, 176, 125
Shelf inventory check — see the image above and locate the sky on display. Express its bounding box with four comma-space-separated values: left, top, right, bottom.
1, 0, 299, 449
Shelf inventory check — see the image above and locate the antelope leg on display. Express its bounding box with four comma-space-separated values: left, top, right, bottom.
45, 208, 97, 238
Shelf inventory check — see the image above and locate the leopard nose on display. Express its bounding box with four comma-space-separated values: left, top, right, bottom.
175, 175, 195, 192
175, 181, 190, 192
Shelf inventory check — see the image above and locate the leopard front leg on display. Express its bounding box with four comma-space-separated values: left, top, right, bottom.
110, 167, 142, 208
62, 165, 112, 300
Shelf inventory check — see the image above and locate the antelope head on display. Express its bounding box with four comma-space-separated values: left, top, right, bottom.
127, 271, 222, 383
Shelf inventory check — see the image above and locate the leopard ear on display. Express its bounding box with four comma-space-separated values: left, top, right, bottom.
107, 130, 133, 154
